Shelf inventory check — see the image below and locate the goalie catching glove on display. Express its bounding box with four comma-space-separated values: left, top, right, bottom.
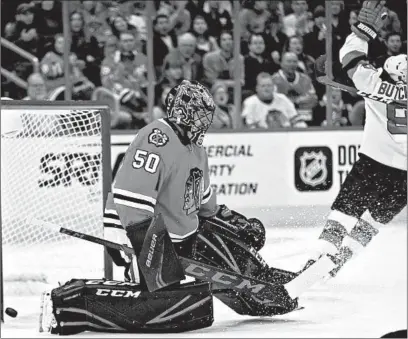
200, 204, 266, 251
351, 0, 387, 41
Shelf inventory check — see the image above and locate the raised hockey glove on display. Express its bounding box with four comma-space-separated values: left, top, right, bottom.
351, 0, 387, 41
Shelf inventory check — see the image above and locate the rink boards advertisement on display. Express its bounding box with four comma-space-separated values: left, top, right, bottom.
110, 130, 363, 209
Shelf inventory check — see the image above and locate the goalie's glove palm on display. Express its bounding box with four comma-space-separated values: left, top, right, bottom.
216, 205, 266, 250
351, 0, 387, 41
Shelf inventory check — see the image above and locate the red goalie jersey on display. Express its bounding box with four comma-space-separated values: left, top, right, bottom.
105, 118, 218, 242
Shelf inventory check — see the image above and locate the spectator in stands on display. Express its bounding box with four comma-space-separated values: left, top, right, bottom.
126, 1, 147, 41
190, 14, 218, 57
81, 0, 108, 27
348, 100, 365, 126
239, 0, 271, 43
160, 55, 184, 87
80, 1, 112, 47
283, 35, 315, 79
330, 0, 349, 56
374, 32, 404, 68
100, 30, 148, 129
23, 73, 48, 100
271, 52, 318, 124
263, 12, 288, 69
267, 0, 285, 16
70, 11, 102, 87
282, 0, 309, 37
151, 14, 178, 79
202, 0, 233, 38
101, 29, 148, 93
202, 30, 244, 89
40, 34, 95, 100
154, 56, 184, 118
35, 0, 63, 55
312, 88, 351, 127
109, 13, 144, 53
211, 81, 234, 129
380, 5, 402, 40
348, 9, 359, 27
3, 3, 41, 82
185, 0, 205, 21
103, 35, 118, 59
4, 3, 40, 58
242, 72, 307, 129
303, 6, 327, 60
244, 33, 279, 92
152, 85, 172, 121
109, 14, 138, 39
157, 0, 191, 36
105, 3, 121, 22
162, 33, 203, 81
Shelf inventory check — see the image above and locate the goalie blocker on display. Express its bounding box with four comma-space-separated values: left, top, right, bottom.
41, 206, 298, 334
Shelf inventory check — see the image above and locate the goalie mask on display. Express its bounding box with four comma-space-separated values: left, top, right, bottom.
384, 54, 407, 84
166, 80, 215, 146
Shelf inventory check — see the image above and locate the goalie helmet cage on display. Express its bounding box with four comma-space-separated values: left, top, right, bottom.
0, 101, 113, 322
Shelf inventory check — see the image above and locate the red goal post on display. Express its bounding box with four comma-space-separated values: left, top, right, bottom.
0, 101, 113, 321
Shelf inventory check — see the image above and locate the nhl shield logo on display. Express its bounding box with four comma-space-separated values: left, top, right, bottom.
299, 151, 327, 187
295, 147, 333, 191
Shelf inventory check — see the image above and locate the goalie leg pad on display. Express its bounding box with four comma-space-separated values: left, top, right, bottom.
41, 278, 213, 335
193, 223, 297, 316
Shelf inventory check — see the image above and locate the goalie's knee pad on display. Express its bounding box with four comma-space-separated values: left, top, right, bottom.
40, 279, 213, 335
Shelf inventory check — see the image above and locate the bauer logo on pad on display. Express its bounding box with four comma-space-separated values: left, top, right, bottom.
294, 147, 333, 191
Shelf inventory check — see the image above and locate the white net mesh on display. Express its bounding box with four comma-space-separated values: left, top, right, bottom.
1, 107, 107, 295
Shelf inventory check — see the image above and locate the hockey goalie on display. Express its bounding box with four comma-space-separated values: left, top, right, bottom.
39, 80, 299, 335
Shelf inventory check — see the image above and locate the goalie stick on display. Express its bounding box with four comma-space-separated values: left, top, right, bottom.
57, 226, 298, 309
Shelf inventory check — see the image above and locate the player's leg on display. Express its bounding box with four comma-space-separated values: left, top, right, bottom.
367, 163, 407, 225
307, 154, 406, 277
39, 278, 213, 335
329, 155, 406, 276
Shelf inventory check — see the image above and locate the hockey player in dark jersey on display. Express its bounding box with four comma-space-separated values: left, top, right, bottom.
39, 80, 298, 335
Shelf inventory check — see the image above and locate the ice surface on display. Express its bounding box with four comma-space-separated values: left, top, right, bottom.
2, 207, 406, 338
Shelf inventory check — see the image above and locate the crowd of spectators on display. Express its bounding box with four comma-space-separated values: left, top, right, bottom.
1, 0, 407, 130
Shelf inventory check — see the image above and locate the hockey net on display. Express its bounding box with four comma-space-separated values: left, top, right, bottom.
1, 103, 112, 300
